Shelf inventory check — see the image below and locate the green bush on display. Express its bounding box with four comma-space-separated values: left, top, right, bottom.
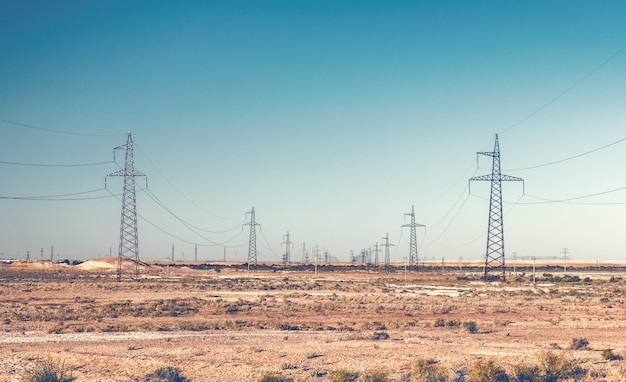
20, 357, 74, 382
468, 358, 509, 382
150, 366, 189, 382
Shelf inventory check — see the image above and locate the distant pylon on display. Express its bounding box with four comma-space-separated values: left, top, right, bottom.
282, 231, 293, 264
372, 242, 381, 266
401, 205, 425, 269
243, 207, 260, 266
470, 134, 524, 281
106, 131, 146, 282
381, 233, 394, 267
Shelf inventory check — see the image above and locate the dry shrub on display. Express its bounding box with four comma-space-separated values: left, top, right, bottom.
411, 357, 449, 382
149, 366, 189, 382
468, 358, 508, 382
20, 357, 74, 382
537, 350, 586, 382
257, 372, 294, 382
568, 338, 589, 350
512, 363, 541, 382
328, 368, 359, 382
363, 368, 388, 382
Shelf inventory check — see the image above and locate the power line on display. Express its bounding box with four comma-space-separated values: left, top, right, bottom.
0, 159, 113, 167
521, 187, 626, 205
135, 144, 241, 220
500, 43, 626, 134
106, 188, 247, 248
506, 137, 626, 171
0, 188, 114, 201
142, 188, 246, 246
0, 117, 124, 137
143, 188, 244, 234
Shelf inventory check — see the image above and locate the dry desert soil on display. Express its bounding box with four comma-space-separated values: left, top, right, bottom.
1, 259, 626, 381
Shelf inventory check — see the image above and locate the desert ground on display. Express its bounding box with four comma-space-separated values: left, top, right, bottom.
1, 258, 626, 381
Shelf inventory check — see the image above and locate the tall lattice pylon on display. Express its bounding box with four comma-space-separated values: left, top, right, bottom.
243, 207, 260, 266
470, 134, 523, 281
381, 233, 394, 267
282, 231, 293, 264
107, 131, 146, 282
401, 205, 425, 269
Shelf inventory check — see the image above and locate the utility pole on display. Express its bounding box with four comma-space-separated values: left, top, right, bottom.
106, 131, 146, 282
243, 207, 260, 267
381, 233, 394, 267
372, 242, 381, 267
301, 242, 308, 264
194, 244, 197, 262
282, 231, 293, 264
561, 248, 569, 273
401, 205, 425, 269
469, 134, 523, 281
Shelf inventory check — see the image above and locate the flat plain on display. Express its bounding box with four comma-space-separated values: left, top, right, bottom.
1, 259, 626, 381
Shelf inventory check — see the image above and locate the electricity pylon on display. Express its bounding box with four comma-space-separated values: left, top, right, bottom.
470, 134, 523, 281
401, 205, 425, 269
106, 131, 146, 282
381, 233, 394, 267
372, 242, 381, 266
243, 207, 260, 266
282, 231, 293, 264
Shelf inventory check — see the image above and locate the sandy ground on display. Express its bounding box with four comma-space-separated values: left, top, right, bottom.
1, 259, 626, 381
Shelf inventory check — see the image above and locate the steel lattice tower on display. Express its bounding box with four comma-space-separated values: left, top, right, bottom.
470, 134, 523, 281
243, 207, 260, 266
282, 231, 293, 264
381, 233, 394, 267
401, 205, 425, 269
107, 131, 146, 282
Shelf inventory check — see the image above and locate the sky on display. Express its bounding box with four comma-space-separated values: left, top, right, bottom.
1, 1, 626, 263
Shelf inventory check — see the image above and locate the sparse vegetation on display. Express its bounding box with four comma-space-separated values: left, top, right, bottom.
149, 366, 190, 382
328, 368, 360, 382
257, 372, 294, 382
20, 357, 74, 382
601, 349, 623, 361
468, 358, 509, 382
411, 357, 449, 382
569, 338, 589, 350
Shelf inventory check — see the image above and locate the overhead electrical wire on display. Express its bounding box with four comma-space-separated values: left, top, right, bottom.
520, 186, 626, 205
0, 159, 114, 167
0, 118, 125, 137
135, 144, 242, 220
500, 43, 626, 134
506, 136, 626, 171
106, 189, 247, 248
0, 188, 116, 201
141, 188, 246, 247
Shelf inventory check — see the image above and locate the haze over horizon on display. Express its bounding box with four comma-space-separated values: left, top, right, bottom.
1, 1, 626, 263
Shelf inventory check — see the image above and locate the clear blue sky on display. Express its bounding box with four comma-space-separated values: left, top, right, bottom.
1, 1, 625, 262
